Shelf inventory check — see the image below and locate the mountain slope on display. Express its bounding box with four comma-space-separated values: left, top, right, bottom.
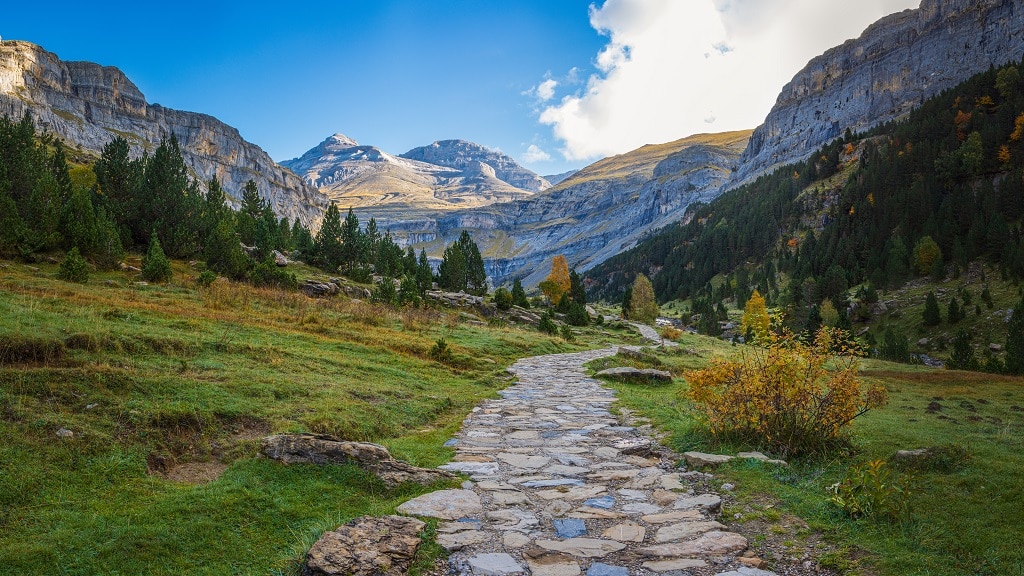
401, 139, 551, 192
732, 0, 1024, 188
416, 130, 752, 287
587, 60, 1024, 311
282, 134, 537, 219
0, 39, 327, 226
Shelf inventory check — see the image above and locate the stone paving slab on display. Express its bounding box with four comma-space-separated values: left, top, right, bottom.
396, 334, 779, 576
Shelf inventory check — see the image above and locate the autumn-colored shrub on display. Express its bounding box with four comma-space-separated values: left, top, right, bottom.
660, 326, 683, 341
684, 328, 887, 457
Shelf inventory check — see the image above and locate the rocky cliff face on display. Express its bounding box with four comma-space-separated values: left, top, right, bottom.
382, 131, 750, 287
401, 140, 551, 192
0, 40, 327, 226
733, 0, 1024, 187
282, 134, 537, 218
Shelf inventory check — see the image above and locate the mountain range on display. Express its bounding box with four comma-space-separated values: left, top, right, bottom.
0, 39, 327, 227
2, 0, 1022, 288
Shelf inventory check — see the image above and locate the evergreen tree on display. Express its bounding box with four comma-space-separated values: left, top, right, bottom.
92, 208, 124, 271
416, 249, 433, 294
311, 202, 344, 272
878, 327, 910, 363
947, 329, 979, 371
57, 247, 89, 284
947, 297, 962, 324
569, 269, 586, 305
237, 179, 264, 245
923, 291, 942, 326
205, 218, 249, 279
292, 218, 314, 258
142, 231, 173, 283
493, 287, 513, 310
141, 135, 201, 257
438, 240, 467, 292
1005, 296, 1024, 375
93, 135, 142, 243
339, 207, 364, 272
621, 285, 633, 319
805, 305, 823, 337
457, 230, 487, 295
511, 278, 530, 308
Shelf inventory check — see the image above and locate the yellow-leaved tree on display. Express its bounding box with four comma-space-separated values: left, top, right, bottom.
540, 255, 571, 303
626, 274, 659, 324
741, 290, 770, 342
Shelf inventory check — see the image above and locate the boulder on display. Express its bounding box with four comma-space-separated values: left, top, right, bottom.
303, 515, 424, 576
273, 250, 289, 267
594, 367, 672, 382
301, 280, 340, 298
682, 451, 734, 467
261, 433, 454, 487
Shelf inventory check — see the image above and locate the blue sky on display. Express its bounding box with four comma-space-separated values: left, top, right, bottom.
3, 0, 917, 176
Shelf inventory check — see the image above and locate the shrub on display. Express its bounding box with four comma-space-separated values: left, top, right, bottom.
247, 258, 298, 290
685, 328, 888, 457
829, 460, 911, 521
429, 338, 453, 364
538, 310, 558, 335
877, 326, 910, 363
493, 287, 513, 310
196, 270, 217, 287
58, 247, 90, 283
142, 232, 173, 283
560, 324, 575, 342
660, 326, 683, 341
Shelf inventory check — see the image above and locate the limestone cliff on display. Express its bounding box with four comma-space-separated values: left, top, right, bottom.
734, 0, 1024, 187
377, 131, 750, 287
0, 40, 327, 227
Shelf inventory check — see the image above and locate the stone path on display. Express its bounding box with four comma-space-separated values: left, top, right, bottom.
397, 334, 777, 576
629, 323, 678, 348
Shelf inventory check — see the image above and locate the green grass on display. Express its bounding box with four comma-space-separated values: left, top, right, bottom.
0, 257, 628, 574
592, 332, 1024, 575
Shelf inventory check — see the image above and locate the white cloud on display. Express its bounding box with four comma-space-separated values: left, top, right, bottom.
522, 144, 552, 163
536, 78, 558, 102
538, 0, 918, 162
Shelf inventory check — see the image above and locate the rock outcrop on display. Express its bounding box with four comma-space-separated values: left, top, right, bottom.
303, 515, 425, 576
261, 433, 454, 487
0, 40, 327, 227
733, 0, 1024, 187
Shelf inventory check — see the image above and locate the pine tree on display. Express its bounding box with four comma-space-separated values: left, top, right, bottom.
1005, 296, 1024, 375
569, 269, 586, 305
142, 231, 173, 283
438, 241, 467, 292
621, 286, 633, 319
947, 297, 961, 324
947, 329, 979, 371
457, 231, 487, 295
57, 247, 89, 284
312, 202, 344, 271
512, 279, 530, 308
205, 218, 249, 279
923, 291, 941, 326
237, 179, 264, 245
416, 249, 433, 294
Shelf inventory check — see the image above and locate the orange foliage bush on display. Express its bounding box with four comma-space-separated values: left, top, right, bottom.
684, 328, 888, 457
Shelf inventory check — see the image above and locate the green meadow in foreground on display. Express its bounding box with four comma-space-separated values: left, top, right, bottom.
593, 334, 1024, 576
0, 258, 636, 575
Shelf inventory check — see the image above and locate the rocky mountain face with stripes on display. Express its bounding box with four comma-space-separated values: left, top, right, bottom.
0, 39, 327, 227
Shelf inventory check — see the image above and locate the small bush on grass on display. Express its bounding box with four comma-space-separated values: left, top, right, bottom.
685, 327, 888, 458
247, 258, 298, 290
196, 270, 217, 287
829, 459, 911, 521
560, 325, 575, 342
660, 326, 683, 341
429, 338, 453, 364
493, 287, 513, 310
58, 247, 90, 283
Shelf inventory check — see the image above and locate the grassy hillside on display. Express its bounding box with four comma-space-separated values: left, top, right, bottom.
590, 335, 1024, 575
0, 257, 633, 575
